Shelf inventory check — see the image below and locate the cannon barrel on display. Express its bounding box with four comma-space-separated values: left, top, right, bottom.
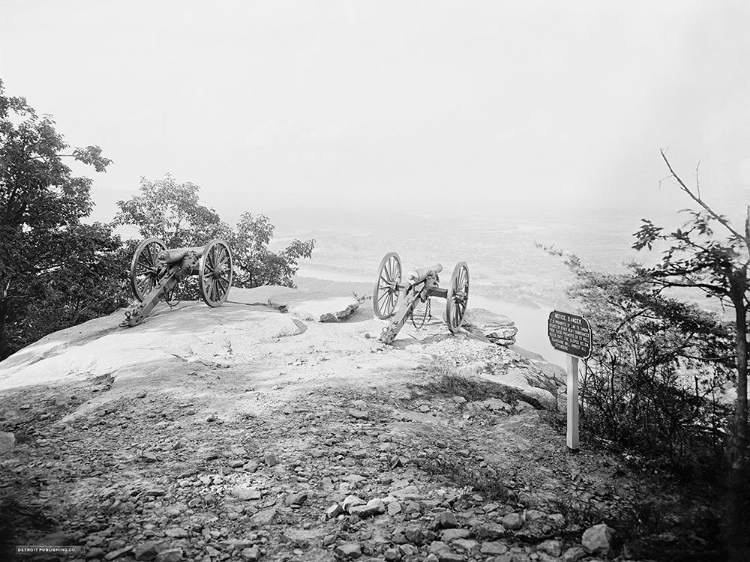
157, 246, 205, 265
406, 263, 443, 285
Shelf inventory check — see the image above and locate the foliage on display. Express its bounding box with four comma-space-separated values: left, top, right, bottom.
561, 256, 734, 478
0, 80, 123, 359
631, 153, 749, 472
630, 151, 750, 560
230, 212, 315, 289
113, 176, 316, 294
113, 174, 230, 248
553, 151, 749, 559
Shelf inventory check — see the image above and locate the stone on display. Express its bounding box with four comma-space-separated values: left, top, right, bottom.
241, 546, 261, 561
264, 453, 278, 466
435, 511, 458, 528
452, 396, 467, 404
549, 513, 565, 526
392, 485, 420, 500
429, 541, 450, 554
341, 474, 367, 484
250, 507, 276, 526
86, 547, 106, 559
384, 548, 401, 561
0, 432, 15, 453
501, 513, 523, 530
453, 538, 479, 551
582, 523, 615, 556
134, 543, 159, 561
342, 495, 366, 512
286, 491, 308, 506
349, 498, 385, 518
474, 522, 504, 540
462, 308, 518, 345
105, 546, 134, 560
538, 539, 563, 557
233, 487, 262, 501
419, 405, 431, 413
405, 527, 425, 545
335, 542, 362, 559
155, 549, 183, 562
348, 409, 369, 420
143, 487, 166, 497
562, 545, 588, 562
524, 509, 547, 521
385, 501, 401, 516
427, 542, 466, 562
441, 528, 471, 542
326, 503, 343, 519
480, 542, 508, 555
282, 528, 323, 547
164, 528, 187, 539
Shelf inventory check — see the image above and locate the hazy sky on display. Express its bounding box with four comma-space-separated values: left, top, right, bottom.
2, 1, 749, 229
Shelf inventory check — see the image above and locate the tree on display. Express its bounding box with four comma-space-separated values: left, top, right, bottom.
633, 150, 749, 559
0, 80, 120, 359
559, 254, 734, 471
113, 179, 315, 291
231, 212, 315, 289
113, 174, 230, 248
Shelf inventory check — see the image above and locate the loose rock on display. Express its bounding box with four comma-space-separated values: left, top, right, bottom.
582, 523, 615, 556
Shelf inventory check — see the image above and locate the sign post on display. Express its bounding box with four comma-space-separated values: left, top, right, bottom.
547, 311, 592, 453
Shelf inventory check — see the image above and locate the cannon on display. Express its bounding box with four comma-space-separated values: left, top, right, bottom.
120, 238, 233, 327
373, 252, 469, 344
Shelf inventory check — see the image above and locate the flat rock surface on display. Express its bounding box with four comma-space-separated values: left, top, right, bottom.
228, 287, 360, 322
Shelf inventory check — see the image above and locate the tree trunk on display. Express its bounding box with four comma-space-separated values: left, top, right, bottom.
726, 295, 749, 561
731, 296, 748, 466
0, 299, 6, 360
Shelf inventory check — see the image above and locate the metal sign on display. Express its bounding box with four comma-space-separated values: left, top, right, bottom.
547, 310, 592, 359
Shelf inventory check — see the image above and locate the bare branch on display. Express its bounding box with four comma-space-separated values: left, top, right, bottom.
660, 149, 748, 245
695, 161, 701, 201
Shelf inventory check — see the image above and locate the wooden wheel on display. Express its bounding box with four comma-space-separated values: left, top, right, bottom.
130, 238, 167, 302
199, 239, 233, 307
446, 262, 469, 334
373, 252, 402, 319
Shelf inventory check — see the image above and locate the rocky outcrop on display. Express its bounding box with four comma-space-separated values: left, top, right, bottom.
462, 308, 518, 346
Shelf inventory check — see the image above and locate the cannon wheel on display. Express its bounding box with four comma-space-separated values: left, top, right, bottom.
373, 252, 402, 319
199, 239, 233, 307
130, 238, 168, 302
446, 262, 469, 334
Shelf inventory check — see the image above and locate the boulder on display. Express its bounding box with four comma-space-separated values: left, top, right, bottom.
581, 523, 615, 556
462, 308, 518, 346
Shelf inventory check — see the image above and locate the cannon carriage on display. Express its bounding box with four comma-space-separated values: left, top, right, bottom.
121, 238, 232, 327
373, 252, 469, 344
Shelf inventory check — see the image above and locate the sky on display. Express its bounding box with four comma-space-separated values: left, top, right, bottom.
2, 1, 750, 231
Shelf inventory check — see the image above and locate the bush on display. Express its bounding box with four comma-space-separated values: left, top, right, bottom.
563, 256, 734, 481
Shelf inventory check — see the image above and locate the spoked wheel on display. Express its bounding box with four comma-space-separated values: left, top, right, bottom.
130, 238, 168, 302
199, 239, 233, 307
446, 262, 469, 334
373, 252, 402, 319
